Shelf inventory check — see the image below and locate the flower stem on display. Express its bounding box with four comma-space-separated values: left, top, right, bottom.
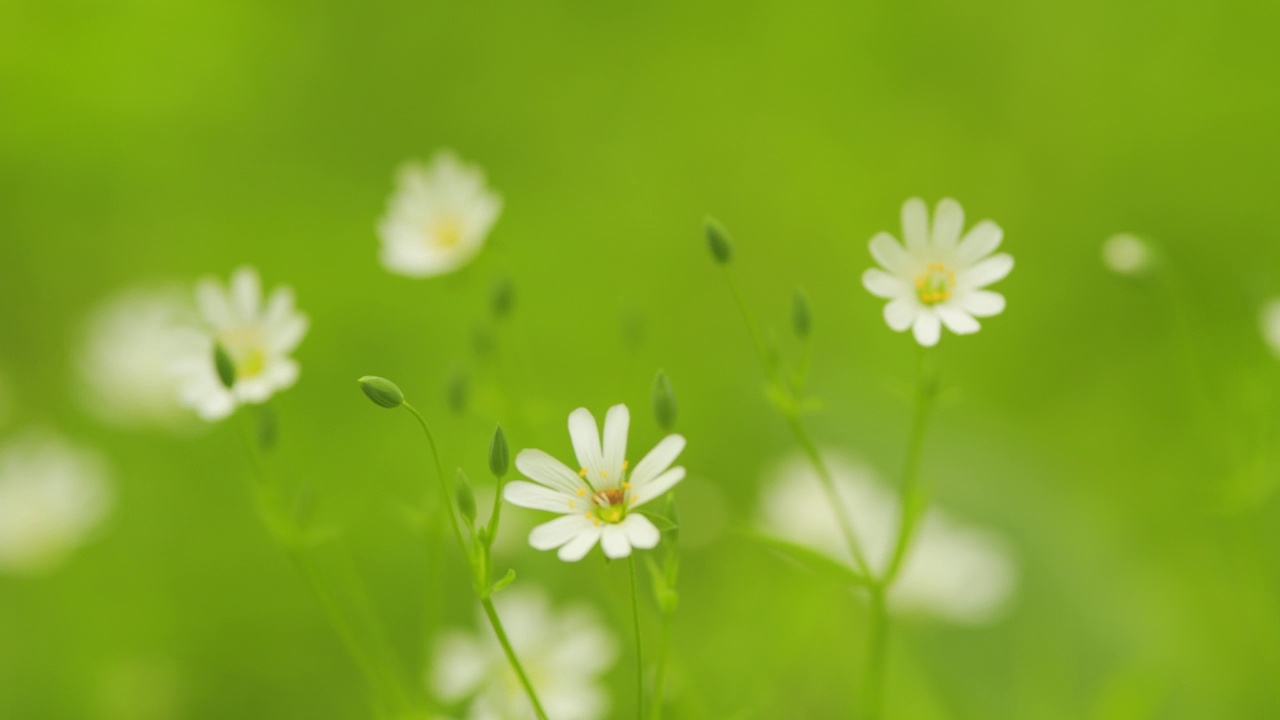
399, 401, 547, 719
650, 610, 673, 720
863, 585, 889, 720
629, 555, 645, 720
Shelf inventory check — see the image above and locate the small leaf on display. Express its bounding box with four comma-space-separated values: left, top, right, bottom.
491, 568, 517, 593
739, 528, 871, 588
214, 343, 237, 389
652, 370, 678, 432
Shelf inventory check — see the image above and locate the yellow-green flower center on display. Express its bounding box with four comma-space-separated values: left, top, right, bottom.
428, 215, 464, 249
915, 262, 955, 305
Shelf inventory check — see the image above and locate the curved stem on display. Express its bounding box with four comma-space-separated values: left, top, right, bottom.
401, 402, 469, 557
481, 597, 550, 720
786, 414, 874, 578
629, 556, 645, 720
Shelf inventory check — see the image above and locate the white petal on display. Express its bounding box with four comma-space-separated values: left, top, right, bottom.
568, 408, 603, 480
504, 481, 577, 513
600, 525, 632, 559
960, 253, 1014, 289
629, 435, 685, 488
631, 467, 685, 508
529, 514, 589, 550
960, 290, 1006, 317
557, 526, 602, 562
956, 220, 1003, 265
514, 449, 583, 494
622, 513, 660, 549
912, 312, 942, 347
884, 298, 917, 332
869, 232, 912, 274
230, 267, 261, 322
601, 404, 629, 480
195, 279, 231, 328
268, 315, 308, 354
862, 269, 905, 299
936, 306, 980, 334
931, 198, 964, 250
901, 198, 929, 253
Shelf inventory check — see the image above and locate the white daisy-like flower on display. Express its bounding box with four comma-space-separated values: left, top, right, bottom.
504, 404, 685, 561
75, 286, 194, 429
378, 151, 503, 278
1102, 233, 1152, 276
862, 198, 1013, 346
431, 587, 618, 720
759, 453, 1016, 625
173, 267, 308, 421
0, 431, 113, 575
1260, 298, 1280, 358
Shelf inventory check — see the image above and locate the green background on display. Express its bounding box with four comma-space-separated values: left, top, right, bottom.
3, 0, 1280, 717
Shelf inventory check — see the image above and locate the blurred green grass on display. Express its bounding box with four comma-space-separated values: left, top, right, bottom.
4, 0, 1280, 718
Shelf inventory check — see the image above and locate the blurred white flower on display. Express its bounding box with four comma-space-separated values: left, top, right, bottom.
1260, 298, 1280, 358
1102, 233, 1152, 276
862, 198, 1013, 346
0, 432, 112, 575
758, 453, 1016, 625
505, 404, 685, 561
431, 587, 618, 720
378, 151, 503, 278
75, 286, 194, 429
173, 267, 308, 421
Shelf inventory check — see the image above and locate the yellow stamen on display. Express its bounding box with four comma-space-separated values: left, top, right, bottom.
578, 468, 588, 478
609, 510, 621, 522
623, 482, 632, 490
576, 487, 586, 497
623, 460, 630, 471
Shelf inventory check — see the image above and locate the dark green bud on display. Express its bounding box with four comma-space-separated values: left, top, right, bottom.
455, 469, 477, 525
490, 277, 514, 320
704, 217, 733, 265
792, 289, 812, 339
489, 425, 510, 478
446, 370, 468, 416
214, 343, 237, 389
357, 376, 404, 409
652, 370, 678, 431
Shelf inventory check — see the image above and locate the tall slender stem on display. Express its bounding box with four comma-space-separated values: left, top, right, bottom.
863, 585, 889, 720
399, 401, 547, 719
628, 556, 645, 720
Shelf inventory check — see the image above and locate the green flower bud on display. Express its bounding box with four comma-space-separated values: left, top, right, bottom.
490, 277, 514, 320
792, 288, 812, 339
357, 376, 404, 409
214, 343, 237, 389
489, 425, 510, 479
652, 370, 678, 431
455, 468, 477, 526
704, 216, 733, 265
446, 370, 468, 416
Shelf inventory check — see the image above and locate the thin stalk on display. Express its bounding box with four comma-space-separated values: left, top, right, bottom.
650, 611, 673, 720
882, 349, 937, 585
629, 556, 645, 720
400, 401, 547, 719
481, 597, 550, 720
863, 586, 889, 720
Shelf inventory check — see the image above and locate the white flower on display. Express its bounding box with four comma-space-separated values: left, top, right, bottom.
504, 404, 685, 561
173, 267, 308, 421
0, 432, 112, 575
862, 198, 1013, 346
1261, 298, 1280, 358
378, 151, 503, 278
75, 286, 194, 429
758, 453, 1016, 625
1102, 233, 1152, 276
431, 587, 618, 720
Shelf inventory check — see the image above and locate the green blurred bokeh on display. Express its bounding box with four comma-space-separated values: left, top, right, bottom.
4, 0, 1280, 718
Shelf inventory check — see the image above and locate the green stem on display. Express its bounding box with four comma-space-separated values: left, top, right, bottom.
722, 268, 777, 379
650, 611, 673, 720
863, 585, 889, 720
883, 348, 937, 586
629, 556, 645, 720
481, 597, 550, 720
785, 413, 873, 578
400, 402, 547, 719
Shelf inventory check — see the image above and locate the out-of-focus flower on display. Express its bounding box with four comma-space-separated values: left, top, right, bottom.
505, 404, 685, 561
862, 198, 1013, 347
431, 587, 618, 720
75, 286, 193, 429
378, 151, 503, 278
1102, 233, 1153, 277
173, 267, 308, 421
0, 432, 112, 575
758, 453, 1016, 625
1260, 299, 1280, 358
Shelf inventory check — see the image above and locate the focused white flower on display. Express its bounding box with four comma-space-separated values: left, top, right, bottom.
173, 267, 308, 421
504, 404, 685, 561
862, 198, 1013, 346
431, 587, 618, 720
1102, 233, 1153, 276
378, 151, 503, 277
1260, 298, 1280, 358
0, 432, 113, 575
75, 286, 194, 429
758, 453, 1016, 625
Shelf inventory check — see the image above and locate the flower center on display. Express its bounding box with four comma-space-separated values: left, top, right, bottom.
914, 262, 955, 305
217, 328, 268, 380
426, 215, 464, 250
